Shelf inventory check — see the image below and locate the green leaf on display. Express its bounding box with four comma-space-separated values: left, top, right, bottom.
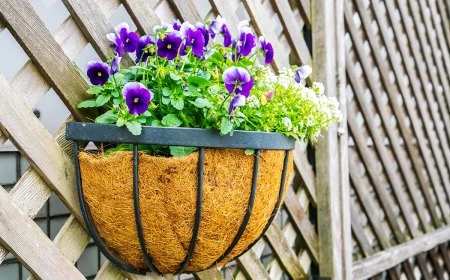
245, 149, 255, 155
136, 115, 148, 123
187, 76, 212, 88
171, 98, 184, 110
87, 86, 103, 95
192, 98, 212, 108
77, 99, 99, 108
116, 117, 126, 127
162, 87, 172, 97
111, 90, 120, 98
169, 146, 197, 157
220, 117, 234, 135
151, 120, 162, 126
162, 96, 171, 105
96, 95, 111, 106
169, 72, 181, 81
95, 110, 118, 124
161, 114, 183, 127
126, 121, 142, 135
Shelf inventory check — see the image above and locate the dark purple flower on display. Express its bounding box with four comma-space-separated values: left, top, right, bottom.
228, 94, 246, 114
157, 33, 184, 60
295, 65, 312, 83
115, 22, 139, 53
186, 29, 205, 56
221, 25, 232, 47
106, 33, 123, 55
196, 22, 210, 46
86, 61, 110, 85
123, 82, 152, 115
209, 15, 226, 38
110, 56, 121, 74
223, 66, 254, 97
259, 36, 274, 64
136, 35, 155, 63
236, 31, 256, 57
173, 19, 182, 31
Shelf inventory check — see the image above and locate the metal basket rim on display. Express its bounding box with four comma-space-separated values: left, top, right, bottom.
66, 122, 296, 150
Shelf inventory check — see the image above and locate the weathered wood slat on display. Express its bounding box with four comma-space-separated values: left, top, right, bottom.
121, 0, 161, 34
265, 225, 306, 279
193, 268, 225, 280
353, 226, 450, 279
208, 0, 240, 35
242, 0, 288, 70
293, 143, 316, 206
0, 0, 94, 121
0, 76, 82, 222
0, 187, 85, 280
313, 0, 351, 278
270, 0, 311, 66
61, 0, 113, 60
236, 250, 271, 280
283, 187, 319, 263
295, 0, 311, 28
168, 0, 201, 23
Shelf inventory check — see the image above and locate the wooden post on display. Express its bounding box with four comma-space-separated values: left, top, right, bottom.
312, 0, 351, 279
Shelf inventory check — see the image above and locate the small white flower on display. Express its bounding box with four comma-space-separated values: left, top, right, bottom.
247, 95, 260, 108
282, 117, 293, 131
312, 82, 325, 95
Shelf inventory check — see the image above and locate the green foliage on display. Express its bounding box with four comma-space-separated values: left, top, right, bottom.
79, 23, 342, 157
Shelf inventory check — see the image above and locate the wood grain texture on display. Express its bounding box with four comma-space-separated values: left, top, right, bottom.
236, 250, 271, 280
265, 225, 306, 279
168, 0, 201, 22
121, 0, 161, 34
270, 0, 311, 65
313, 0, 350, 278
0, 76, 82, 222
352, 226, 450, 279
283, 187, 318, 263
0, 188, 85, 280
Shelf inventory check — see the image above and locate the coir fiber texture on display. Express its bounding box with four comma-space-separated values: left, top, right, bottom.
78, 148, 293, 273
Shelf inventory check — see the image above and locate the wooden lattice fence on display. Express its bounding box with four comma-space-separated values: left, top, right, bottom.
347, 0, 450, 278
2, 0, 450, 279
0, 0, 344, 279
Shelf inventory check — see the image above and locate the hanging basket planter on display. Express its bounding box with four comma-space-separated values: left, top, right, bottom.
66, 122, 295, 275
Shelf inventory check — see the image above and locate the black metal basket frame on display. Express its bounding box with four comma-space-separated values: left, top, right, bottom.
66, 122, 295, 275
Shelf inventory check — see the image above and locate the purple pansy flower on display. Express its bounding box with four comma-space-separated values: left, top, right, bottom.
110, 56, 121, 74
236, 25, 256, 57
106, 33, 123, 56
221, 25, 232, 47
86, 61, 110, 85
259, 36, 274, 64
136, 35, 155, 63
115, 22, 139, 53
186, 29, 205, 56
209, 15, 226, 38
173, 19, 182, 31
157, 33, 184, 60
123, 82, 152, 115
223, 66, 254, 97
228, 94, 246, 114
196, 22, 210, 46
295, 65, 312, 83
